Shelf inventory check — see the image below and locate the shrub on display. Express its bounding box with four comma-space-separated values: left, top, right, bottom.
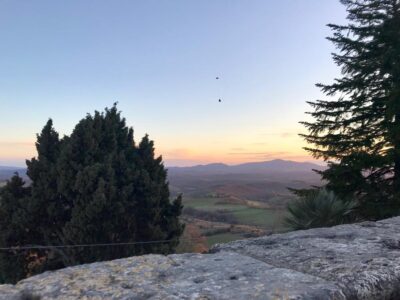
284, 188, 356, 230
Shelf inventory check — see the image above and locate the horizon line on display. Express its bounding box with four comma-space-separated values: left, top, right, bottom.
0, 158, 326, 169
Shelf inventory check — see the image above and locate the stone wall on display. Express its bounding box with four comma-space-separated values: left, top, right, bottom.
2, 217, 400, 299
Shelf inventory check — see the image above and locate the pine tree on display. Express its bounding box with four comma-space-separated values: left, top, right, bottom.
301, 0, 400, 219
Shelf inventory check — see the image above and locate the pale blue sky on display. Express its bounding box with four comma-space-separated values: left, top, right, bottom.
0, 0, 347, 166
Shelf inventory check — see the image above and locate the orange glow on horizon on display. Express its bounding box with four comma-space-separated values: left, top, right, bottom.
0, 132, 317, 167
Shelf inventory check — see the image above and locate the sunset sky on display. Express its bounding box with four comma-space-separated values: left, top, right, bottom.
0, 0, 347, 167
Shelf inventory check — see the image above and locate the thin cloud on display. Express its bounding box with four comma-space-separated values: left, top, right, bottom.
163, 148, 193, 158
228, 151, 289, 156
0, 141, 35, 147
260, 132, 297, 138
280, 132, 295, 138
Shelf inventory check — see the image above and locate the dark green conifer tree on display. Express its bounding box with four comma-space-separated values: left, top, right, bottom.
25, 120, 65, 271
0, 105, 184, 283
0, 175, 31, 283
134, 135, 184, 254
57, 105, 184, 264
301, 0, 400, 219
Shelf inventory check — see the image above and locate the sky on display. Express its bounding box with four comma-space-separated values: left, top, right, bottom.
0, 0, 348, 167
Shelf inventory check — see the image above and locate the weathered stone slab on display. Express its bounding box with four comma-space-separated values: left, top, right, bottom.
212, 217, 400, 299
0, 252, 344, 300
4, 217, 400, 299
0, 284, 20, 300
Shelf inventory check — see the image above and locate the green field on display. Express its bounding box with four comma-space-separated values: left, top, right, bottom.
206, 232, 246, 247
183, 197, 286, 230
231, 207, 285, 229
183, 197, 236, 210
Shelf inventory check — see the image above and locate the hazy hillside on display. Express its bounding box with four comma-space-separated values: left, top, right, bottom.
0, 160, 324, 199
0, 166, 27, 182
0, 161, 324, 249
168, 159, 323, 175
168, 159, 324, 201
169, 160, 325, 249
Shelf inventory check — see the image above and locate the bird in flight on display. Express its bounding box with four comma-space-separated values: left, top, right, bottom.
216, 76, 221, 102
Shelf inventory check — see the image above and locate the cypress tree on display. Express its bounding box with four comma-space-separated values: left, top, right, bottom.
0, 105, 184, 282
134, 135, 184, 254
58, 107, 140, 263
0, 175, 31, 283
57, 105, 184, 264
25, 120, 65, 270
301, 0, 400, 219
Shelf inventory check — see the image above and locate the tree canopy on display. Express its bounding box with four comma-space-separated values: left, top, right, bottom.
0, 105, 184, 283
301, 0, 400, 219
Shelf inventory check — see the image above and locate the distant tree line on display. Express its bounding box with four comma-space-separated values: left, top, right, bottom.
183, 207, 239, 224
0, 105, 184, 283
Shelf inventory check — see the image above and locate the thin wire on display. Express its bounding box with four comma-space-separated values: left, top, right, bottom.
0, 236, 207, 251
0, 206, 273, 252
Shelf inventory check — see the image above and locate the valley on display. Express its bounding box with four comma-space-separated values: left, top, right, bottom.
0, 160, 324, 252
169, 160, 324, 251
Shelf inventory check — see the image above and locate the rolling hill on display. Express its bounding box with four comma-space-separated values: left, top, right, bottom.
167, 159, 325, 202
0, 166, 27, 182
168, 159, 323, 175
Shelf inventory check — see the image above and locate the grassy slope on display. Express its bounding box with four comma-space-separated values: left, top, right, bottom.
184, 197, 286, 228
206, 232, 246, 247
183, 197, 287, 247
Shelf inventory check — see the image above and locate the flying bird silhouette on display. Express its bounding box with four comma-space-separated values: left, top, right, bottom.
216, 77, 221, 102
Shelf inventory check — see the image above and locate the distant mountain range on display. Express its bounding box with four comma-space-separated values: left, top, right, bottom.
0, 159, 325, 183
0, 160, 324, 202
167, 160, 325, 201
0, 166, 27, 181
167, 159, 324, 175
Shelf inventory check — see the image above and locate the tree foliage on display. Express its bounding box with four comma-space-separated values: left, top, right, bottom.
285, 189, 357, 230
0, 175, 32, 283
0, 105, 184, 283
301, 0, 400, 219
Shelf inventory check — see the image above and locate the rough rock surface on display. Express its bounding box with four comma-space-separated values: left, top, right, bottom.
0, 252, 344, 300
2, 217, 400, 299
212, 217, 400, 299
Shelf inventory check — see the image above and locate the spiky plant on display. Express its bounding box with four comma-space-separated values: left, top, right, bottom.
285, 189, 357, 230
